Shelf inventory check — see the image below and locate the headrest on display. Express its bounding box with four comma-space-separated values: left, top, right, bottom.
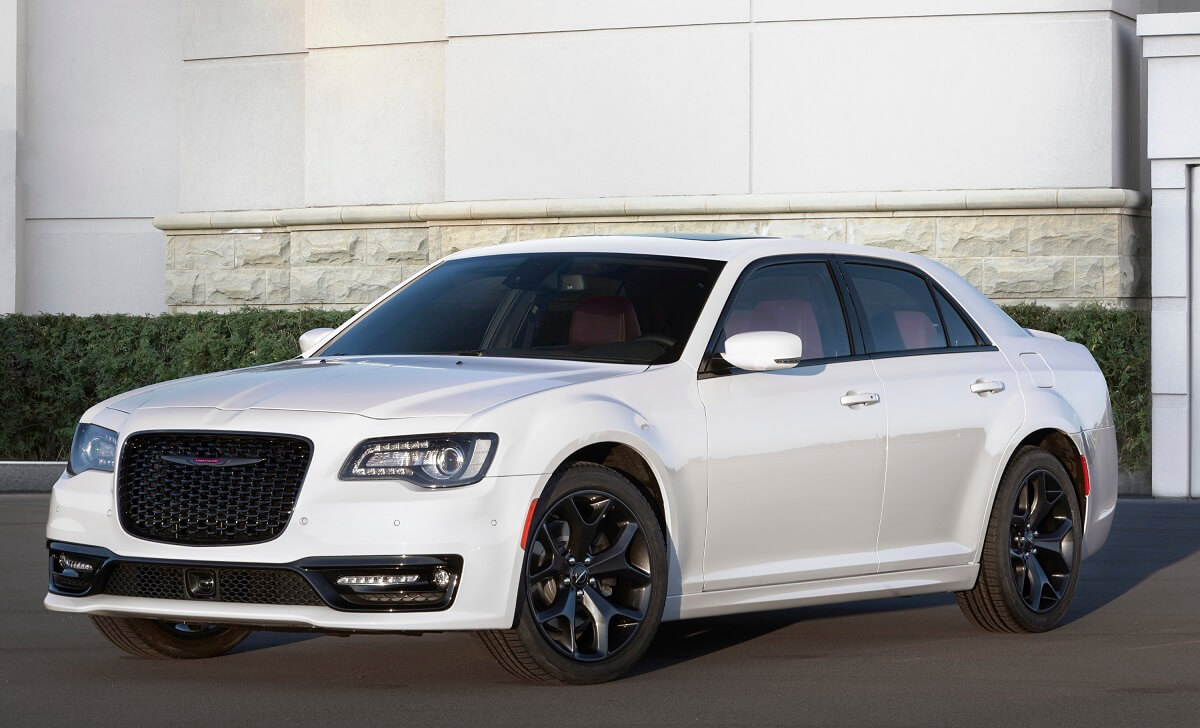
568, 296, 642, 350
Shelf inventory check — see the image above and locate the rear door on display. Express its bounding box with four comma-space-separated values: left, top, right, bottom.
839, 259, 1024, 572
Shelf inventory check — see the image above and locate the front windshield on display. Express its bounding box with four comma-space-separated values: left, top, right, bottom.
319, 252, 725, 364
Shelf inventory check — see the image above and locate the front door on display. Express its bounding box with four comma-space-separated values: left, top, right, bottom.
698, 260, 887, 591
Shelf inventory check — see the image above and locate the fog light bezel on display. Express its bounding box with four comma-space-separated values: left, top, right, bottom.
312, 556, 463, 610
48, 543, 112, 596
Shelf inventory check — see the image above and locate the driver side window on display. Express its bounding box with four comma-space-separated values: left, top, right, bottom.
719, 261, 852, 361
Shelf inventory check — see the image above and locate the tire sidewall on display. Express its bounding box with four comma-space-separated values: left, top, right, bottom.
515, 465, 668, 684
91, 615, 250, 659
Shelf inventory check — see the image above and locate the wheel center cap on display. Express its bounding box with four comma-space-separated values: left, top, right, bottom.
570, 564, 589, 585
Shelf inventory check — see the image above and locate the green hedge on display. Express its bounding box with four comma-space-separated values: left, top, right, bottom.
1003, 303, 1149, 470
0, 305, 1148, 468
0, 309, 354, 462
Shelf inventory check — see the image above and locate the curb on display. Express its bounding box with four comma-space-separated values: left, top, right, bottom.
0, 462, 65, 492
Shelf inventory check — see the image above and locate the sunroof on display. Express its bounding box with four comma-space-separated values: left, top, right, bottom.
585, 233, 778, 241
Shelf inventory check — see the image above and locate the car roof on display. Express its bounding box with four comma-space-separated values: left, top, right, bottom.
448, 234, 917, 264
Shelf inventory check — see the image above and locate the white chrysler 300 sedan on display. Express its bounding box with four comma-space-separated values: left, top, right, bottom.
45, 235, 1117, 683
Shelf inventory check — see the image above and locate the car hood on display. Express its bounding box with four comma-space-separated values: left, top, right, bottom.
104, 356, 645, 420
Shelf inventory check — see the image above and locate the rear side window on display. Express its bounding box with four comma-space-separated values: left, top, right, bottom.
718, 261, 852, 361
933, 288, 980, 347
845, 263, 948, 353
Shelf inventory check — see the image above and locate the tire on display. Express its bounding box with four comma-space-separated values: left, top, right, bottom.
479, 463, 668, 684
956, 446, 1083, 633
90, 616, 251, 659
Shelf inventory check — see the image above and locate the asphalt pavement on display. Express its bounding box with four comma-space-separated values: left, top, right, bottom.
3, 493, 1199, 727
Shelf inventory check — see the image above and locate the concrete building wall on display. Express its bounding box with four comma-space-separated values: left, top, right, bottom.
149, 0, 1171, 312
19, 0, 178, 314
7, 0, 1200, 314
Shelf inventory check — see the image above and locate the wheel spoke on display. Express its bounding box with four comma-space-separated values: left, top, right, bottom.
588, 521, 651, 585
1027, 472, 1064, 529
1032, 519, 1073, 556
1012, 556, 1029, 598
538, 520, 568, 556
1012, 476, 1034, 525
535, 588, 577, 653
1025, 554, 1058, 612
1026, 472, 1047, 525
528, 560, 558, 584
527, 523, 567, 582
579, 585, 645, 659
561, 495, 611, 556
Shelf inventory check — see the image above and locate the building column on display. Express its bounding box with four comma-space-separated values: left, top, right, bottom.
0, 0, 24, 313
1140, 13, 1200, 497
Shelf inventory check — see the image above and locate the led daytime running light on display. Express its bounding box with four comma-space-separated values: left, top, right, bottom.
336, 574, 419, 586
58, 554, 96, 573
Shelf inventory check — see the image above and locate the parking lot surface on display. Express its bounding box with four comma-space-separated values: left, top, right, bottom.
3, 493, 1199, 727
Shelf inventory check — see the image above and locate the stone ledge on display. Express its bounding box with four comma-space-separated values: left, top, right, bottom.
154, 188, 1148, 231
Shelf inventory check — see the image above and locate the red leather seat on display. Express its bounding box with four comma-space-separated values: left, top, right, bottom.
568, 296, 642, 350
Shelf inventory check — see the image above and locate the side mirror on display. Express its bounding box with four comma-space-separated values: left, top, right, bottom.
721, 331, 804, 371
299, 327, 336, 354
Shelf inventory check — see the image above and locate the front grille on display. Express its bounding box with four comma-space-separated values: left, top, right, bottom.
118, 432, 313, 545
102, 563, 325, 606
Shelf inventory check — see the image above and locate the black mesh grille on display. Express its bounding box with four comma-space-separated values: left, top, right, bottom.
118, 432, 313, 545
102, 563, 325, 606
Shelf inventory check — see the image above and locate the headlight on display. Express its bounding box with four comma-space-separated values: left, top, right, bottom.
340, 434, 498, 487
67, 423, 118, 475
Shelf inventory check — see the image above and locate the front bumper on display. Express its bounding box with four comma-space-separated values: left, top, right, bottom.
45, 428, 545, 631
49, 542, 464, 612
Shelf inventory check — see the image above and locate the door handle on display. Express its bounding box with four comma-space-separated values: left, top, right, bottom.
840, 391, 880, 408
970, 379, 1006, 396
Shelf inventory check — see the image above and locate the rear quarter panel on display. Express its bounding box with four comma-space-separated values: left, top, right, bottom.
994, 331, 1117, 560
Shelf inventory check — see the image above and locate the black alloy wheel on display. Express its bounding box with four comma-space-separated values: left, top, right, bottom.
1009, 468, 1076, 613
526, 489, 653, 661
478, 463, 667, 684
956, 446, 1083, 633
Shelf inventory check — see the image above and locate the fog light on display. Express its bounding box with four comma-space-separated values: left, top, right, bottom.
432, 568, 451, 589
49, 548, 107, 595
58, 554, 96, 574
336, 574, 420, 587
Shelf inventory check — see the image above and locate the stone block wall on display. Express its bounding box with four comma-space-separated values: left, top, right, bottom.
163, 208, 1148, 313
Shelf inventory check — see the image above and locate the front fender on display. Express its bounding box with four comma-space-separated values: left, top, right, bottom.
461, 364, 708, 599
